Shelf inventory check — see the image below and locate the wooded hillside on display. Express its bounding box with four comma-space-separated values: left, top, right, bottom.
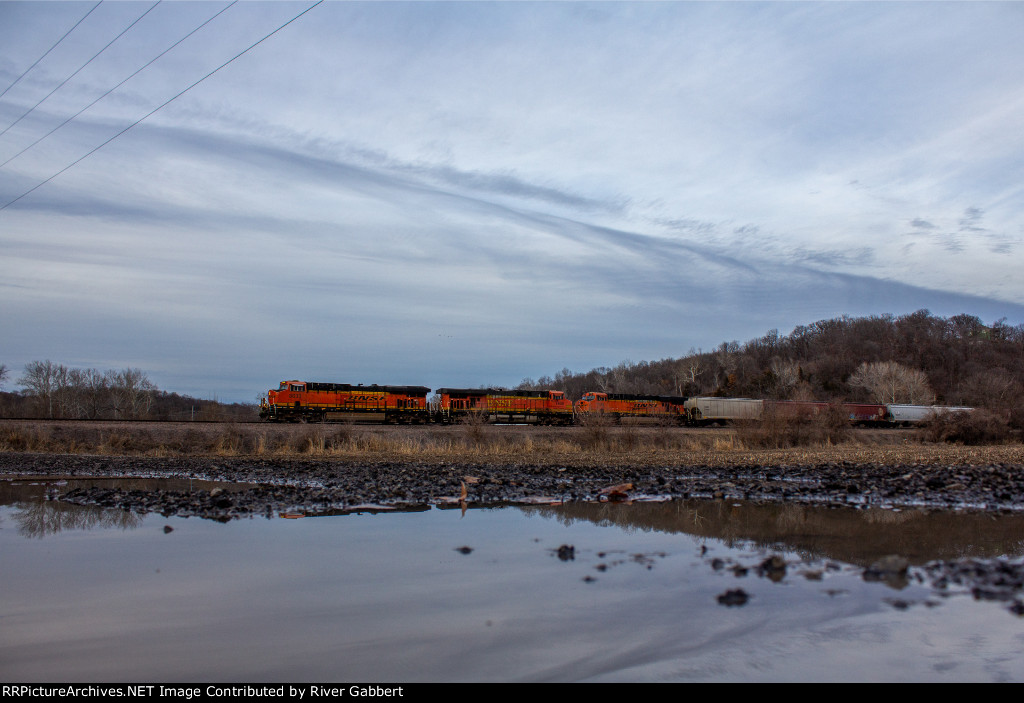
518, 310, 1024, 415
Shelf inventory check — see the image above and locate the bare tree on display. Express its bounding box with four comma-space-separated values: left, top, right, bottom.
769, 357, 801, 398
674, 349, 706, 395
18, 360, 66, 418
848, 360, 934, 404
75, 367, 110, 419
110, 368, 156, 419
0, 363, 8, 390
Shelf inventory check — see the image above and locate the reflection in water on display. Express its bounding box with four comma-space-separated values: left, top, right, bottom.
0, 478, 236, 538
5, 478, 1024, 567
523, 499, 1024, 567
2, 480, 1023, 682
12, 497, 143, 538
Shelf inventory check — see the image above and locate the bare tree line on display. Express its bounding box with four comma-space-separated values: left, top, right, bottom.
10, 360, 156, 420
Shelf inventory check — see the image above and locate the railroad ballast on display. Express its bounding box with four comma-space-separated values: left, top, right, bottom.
259, 380, 972, 426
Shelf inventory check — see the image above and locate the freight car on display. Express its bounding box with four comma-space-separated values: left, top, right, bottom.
766, 400, 889, 425
684, 397, 763, 425
887, 404, 975, 426
682, 396, 966, 426
434, 388, 574, 425
574, 392, 689, 424
259, 380, 431, 423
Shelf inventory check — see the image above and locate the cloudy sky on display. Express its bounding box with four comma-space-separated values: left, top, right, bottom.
1, 1, 1022, 402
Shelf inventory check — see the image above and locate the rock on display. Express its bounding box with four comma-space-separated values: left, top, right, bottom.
717, 589, 750, 607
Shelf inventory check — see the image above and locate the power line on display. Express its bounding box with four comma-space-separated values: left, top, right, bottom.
0, 0, 324, 212
0, 1, 103, 101
1, 2, 238, 170
0, 2, 161, 138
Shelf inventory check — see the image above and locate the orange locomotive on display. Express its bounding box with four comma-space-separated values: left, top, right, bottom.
260, 380, 431, 423
574, 392, 688, 424
434, 388, 574, 425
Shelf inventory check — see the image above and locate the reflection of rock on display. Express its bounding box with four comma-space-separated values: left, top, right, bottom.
863, 555, 910, 589
922, 558, 1024, 615
758, 555, 787, 582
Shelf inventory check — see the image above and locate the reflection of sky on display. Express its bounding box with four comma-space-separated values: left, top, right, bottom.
1, 504, 1021, 682
1, 2, 1023, 400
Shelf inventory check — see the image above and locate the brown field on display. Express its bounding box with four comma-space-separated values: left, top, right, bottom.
1, 418, 1021, 468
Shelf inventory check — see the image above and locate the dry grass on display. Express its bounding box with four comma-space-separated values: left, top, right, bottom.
0, 419, 1020, 467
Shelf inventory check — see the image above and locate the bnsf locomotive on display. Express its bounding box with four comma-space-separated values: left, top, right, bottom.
260, 380, 971, 426
434, 388, 574, 425
260, 381, 431, 423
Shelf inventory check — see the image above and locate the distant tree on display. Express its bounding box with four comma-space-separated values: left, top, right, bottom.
849, 360, 935, 405
78, 367, 110, 419
769, 357, 801, 398
18, 360, 67, 418
0, 364, 8, 389
110, 368, 156, 419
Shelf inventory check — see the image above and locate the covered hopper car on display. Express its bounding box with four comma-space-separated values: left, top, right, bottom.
887, 404, 975, 426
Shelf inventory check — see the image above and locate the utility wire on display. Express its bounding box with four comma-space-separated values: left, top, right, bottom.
0, 2, 161, 138
0, 1, 103, 101
1, 2, 238, 170
0, 0, 323, 212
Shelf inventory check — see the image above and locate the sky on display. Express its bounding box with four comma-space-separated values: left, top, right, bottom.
1, 1, 1023, 403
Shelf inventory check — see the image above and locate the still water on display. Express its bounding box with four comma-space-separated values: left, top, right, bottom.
2, 478, 1023, 682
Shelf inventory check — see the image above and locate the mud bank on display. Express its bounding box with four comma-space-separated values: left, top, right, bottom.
3, 451, 1023, 519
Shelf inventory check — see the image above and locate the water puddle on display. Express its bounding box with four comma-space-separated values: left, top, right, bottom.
1, 478, 1023, 682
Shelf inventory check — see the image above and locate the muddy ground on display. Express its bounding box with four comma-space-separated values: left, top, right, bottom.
2, 444, 1023, 519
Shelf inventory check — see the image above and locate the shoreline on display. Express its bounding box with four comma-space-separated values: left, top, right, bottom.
3, 446, 1023, 519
